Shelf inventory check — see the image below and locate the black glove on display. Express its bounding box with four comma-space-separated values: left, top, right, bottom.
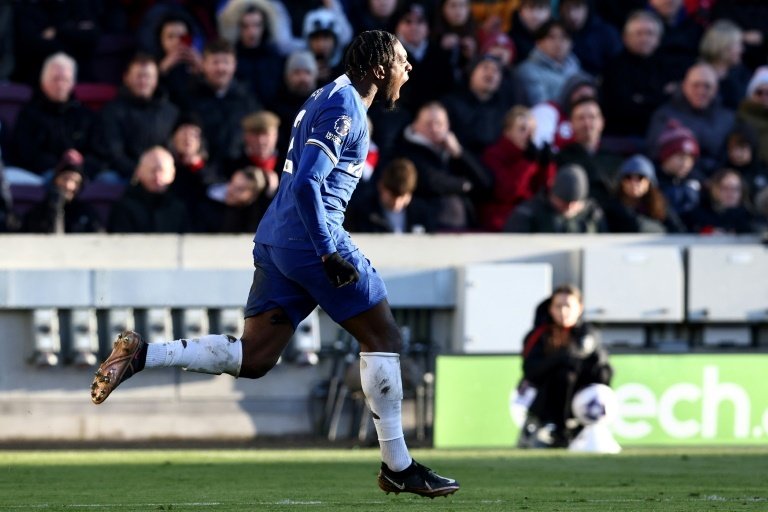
322, 252, 360, 288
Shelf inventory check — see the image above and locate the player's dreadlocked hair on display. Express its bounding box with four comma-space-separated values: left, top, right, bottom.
344, 30, 398, 81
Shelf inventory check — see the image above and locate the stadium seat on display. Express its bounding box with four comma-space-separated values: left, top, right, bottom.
78, 181, 125, 226
9, 183, 45, 217
0, 82, 33, 155
73, 83, 118, 111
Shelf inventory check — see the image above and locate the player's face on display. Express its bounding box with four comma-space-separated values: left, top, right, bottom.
381, 41, 412, 110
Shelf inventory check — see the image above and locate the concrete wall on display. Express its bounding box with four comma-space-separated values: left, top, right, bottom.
0, 233, 763, 442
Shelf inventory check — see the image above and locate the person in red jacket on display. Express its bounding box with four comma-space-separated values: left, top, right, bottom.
479, 105, 555, 231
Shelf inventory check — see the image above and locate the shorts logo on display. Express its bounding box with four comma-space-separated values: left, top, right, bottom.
334, 115, 352, 137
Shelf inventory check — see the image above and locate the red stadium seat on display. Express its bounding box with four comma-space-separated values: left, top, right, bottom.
73, 83, 118, 111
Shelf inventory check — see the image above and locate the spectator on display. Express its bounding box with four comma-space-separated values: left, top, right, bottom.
302, 7, 352, 85
480, 31, 517, 93
722, 123, 768, 204
218, 0, 285, 108
183, 39, 261, 169
480, 106, 555, 231
654, 120, 704, 217
270, 51, 319, 154
646, 62, 735, 177
647, 0, 703, 84
737, 67, 768, 167
601, 11, 668, 139
0, 156, 18, 232
432, 0, 478, 88
518, 284, 612, 448
685, 168, 757, 234
558, 0, 620, 76
206, 166, 271, 233
556, 98, 622, 206
710, 1, 768, 72
108, 146, 188, 233
509, 0, 552, 64
12, 1, 99, 84
168, 114, 218, 232
514, 20, 582, 106
349, 0, 399, 34
10, 52, 100, 179
471, 0, 520, 35
345, 158, 434, 233
442, 55, 515, 158
393, 2, 455, 111
603, 154, 685, 233
152, 12, 204, 107
96, 54, 180, 183
395, 102, 492, 231
699, 19, 751, 110
504, 163, 607, 233
224, 111, 281, 200
22, 155, 103, 234
531, 72, 598, 150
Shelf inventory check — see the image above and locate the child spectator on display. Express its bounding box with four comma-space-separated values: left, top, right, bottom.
654, 120, 704, 217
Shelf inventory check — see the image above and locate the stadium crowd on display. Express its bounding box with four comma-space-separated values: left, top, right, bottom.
1, 0, 768, 235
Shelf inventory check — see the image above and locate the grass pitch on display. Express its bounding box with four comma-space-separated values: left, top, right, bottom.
1, 446, 766, 511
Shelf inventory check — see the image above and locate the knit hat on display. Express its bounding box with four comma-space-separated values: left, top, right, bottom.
54, 152, 85, 178
285, 50, 318, 78
746, 66, 768, 98
619, 154, 657, 185
656, 120, 700, 162
480, 32, 515, 60
552, 164, 589, 202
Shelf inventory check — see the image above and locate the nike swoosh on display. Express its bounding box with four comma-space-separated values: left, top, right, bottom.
382, 474, 406, 490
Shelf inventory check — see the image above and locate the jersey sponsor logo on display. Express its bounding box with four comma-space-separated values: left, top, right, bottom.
334, 115, 352, 137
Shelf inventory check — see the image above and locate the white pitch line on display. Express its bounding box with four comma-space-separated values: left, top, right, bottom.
1, 501, 328, 510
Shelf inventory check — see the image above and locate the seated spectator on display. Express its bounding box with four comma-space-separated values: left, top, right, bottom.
601, 10, 669, 139
737, 67, 768, 167
22, 155, 103, 234
531, 72, 598, 150
699, 19, 751, 110
515, 20, 582, 106
302, 7, 352, 85
710, 1, 768, 72
556, 98, 622, 207
393, 2, 455, 111
218, 0, 285, 108
603, 154, 686, 233
432, 0, 478, 88
346, 158, 433, 233
442, 55, 515, 158
480, 106, 555, 231
558, 0, 620, 76
480, 32, 516, 94
504, 163, 607, 233
108, 146, 188, 233
152, 12, 204, 107
183, 39, 261, 169
518, 284, 613, 448
12, 1, 99, 84
722, 123, 768, 204
685, 168, 757, 234
654, 120, 705, 217
646, 62, 735, 177
648, 0, 703, 84
10, 52, 100, 179
509, 0, 552, 65
395, 101, 492, 231
349, 0, 399, 34
0, 156, 18, 232
168, 114, 218, 231
96, 54, 180, 183
270, 51, 319, 154
206, 166, 270, 233
224, 111, 281, 199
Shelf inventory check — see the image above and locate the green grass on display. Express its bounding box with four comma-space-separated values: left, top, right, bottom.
1, 446, 767, 511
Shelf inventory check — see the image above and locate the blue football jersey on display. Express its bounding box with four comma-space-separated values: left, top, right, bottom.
255, 75, 369, 256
